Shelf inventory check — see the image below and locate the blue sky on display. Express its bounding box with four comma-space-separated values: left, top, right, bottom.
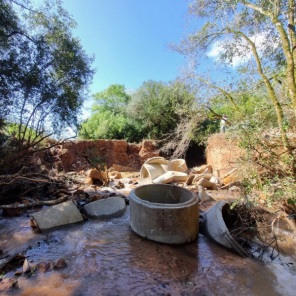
61, 0, 189, 96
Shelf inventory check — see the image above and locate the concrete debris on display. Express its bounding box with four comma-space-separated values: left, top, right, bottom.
196, 177, 218, 189
197, 185, 215, 203
81, 196, 126, 219
185, 175, 195, 186
140, 157, 189, 184
30, 200, 84, 232
22, 258, 31, 274
192, 164, 212, 174
152, 171, 175, 184
200, 201, 249, 257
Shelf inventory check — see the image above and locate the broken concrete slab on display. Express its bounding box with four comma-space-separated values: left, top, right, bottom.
167, 159, 188, 173
140, 157, 190, 184
30, 200, 84, 232
82, 196, 126, 219
197, 185, 215, 203
152, 171, 175, 184
196, 177, 218, 189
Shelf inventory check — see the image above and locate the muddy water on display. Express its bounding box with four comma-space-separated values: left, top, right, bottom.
0, 207, 296, 296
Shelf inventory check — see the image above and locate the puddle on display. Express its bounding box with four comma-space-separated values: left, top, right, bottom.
0, 208, 296, 295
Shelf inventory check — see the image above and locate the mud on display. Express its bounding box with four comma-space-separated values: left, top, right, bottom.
1, 207, 296, 296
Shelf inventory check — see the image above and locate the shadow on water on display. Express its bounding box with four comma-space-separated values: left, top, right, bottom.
0, 207, 296, 296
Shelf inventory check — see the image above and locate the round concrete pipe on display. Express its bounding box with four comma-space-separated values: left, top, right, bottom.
129, 184, 199, 244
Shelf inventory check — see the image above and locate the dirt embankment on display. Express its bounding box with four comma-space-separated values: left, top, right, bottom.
206, 133, 244, 178
41, 139, 160, 172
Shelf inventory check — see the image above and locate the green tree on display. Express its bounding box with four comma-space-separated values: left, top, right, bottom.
92, 84, 131, 114
127, 80, 197, 139
179, 0, 296, 174
0, 0, 94, 145
79, 84, 138, 141
79, 80, 201, 150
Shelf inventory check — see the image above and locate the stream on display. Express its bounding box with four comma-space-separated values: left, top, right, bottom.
0, 206, 296, 296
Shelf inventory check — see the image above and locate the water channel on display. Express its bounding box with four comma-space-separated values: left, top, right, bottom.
0, 207, 296, 296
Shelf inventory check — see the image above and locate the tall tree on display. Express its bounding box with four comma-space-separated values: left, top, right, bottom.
179, 0, 296, 172
79, 84, 136, 141
0, 0, 94, 144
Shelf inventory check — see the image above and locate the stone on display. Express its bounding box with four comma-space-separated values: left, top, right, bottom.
85, 176, 93, 185
53, 259, 67, 270
81, 196, 126, 219
109, 171, 122, 179
37, 262, 51, 272
88, 169, 102, 180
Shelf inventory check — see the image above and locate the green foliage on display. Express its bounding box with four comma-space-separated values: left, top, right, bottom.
79, 110, 142, 142
127, 80, 197, 139
80, 80, 198, 144
79, 84, 140, 142
92, 84, 131, 114
178, 0, 296, 206
0, 0, 94, 137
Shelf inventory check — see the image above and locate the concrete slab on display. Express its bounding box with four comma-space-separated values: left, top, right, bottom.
31, 200, 84, 232
82, 196, 126, 219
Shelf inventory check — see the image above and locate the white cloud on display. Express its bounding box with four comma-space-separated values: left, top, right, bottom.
206, 32, 278, 67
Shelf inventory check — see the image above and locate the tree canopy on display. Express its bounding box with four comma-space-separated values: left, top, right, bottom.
0, 0, 94, 142
79, 80, 203, 150
180, 0, 296, 150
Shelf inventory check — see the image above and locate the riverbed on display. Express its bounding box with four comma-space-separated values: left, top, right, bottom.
0, 207, 296, 296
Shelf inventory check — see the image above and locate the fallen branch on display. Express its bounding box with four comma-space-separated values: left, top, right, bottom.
0, 176, 53, 185
0, 195, 70, 209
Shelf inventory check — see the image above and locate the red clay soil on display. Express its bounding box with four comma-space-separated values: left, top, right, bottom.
41, 139, 160, 172
206, 133, 244, 178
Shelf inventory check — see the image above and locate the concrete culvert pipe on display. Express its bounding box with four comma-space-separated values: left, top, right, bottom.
129, 184, 199, 244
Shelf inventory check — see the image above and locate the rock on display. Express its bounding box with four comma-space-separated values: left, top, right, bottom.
81, 196, 126, 219
114, 181, 125, 189
37, 261, 51, 272
14, 270, 22, 276
109, 171, 122, 179
53, 259, 67, 270
88, 169, 102, 180
209, 176, 219, 184
2, 208, 22, 217
85, 176, 93, 185
90, 194, 102, 202
229, 185, 241, 193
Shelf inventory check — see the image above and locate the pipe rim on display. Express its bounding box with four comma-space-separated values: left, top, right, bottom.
129, 184, 198, 209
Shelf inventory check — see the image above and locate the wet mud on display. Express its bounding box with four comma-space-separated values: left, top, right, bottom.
0, 207, 296, 296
